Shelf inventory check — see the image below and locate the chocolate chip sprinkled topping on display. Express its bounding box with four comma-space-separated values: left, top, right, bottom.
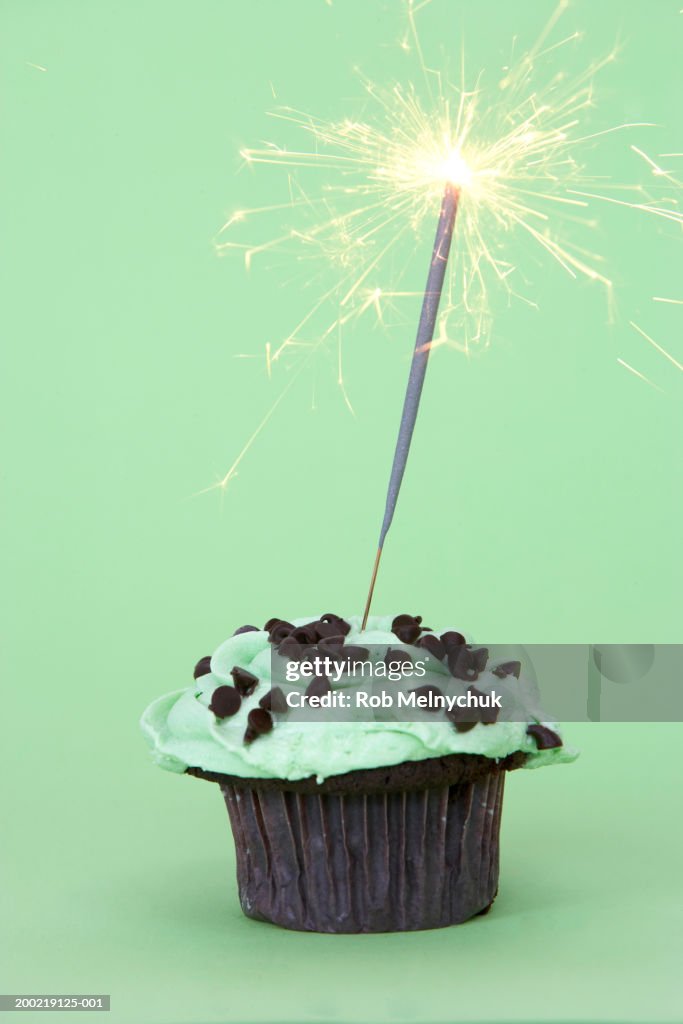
440, 631, 466, 650
193, 656, 212, 680
391, 614, 424, 644
233, 624, 259, 636
259, 686, 289, 714
469, 686, 499, 725
244, 707, 273, 744
305, 675, 332, 698
492, 661, 521, 679
448, 645, 489, 681
410, 683, 444, 712
209, 685, 241, 719
263, 617, 283, 631
415, 634, 446, 661
527, 724, 563, 749
230, 666, 259, 697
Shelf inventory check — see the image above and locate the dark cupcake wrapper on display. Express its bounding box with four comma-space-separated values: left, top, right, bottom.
219, 768, 509, 933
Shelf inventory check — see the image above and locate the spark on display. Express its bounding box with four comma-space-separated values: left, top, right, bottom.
617, 358, 663, 392
193, 370, 302, 500
631, 145, 682, 187
211, 0, 680, 493
630, 321, 683, 373
619, 308, 683, 392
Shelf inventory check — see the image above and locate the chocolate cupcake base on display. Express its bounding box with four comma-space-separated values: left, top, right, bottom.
218, 766, 510, 933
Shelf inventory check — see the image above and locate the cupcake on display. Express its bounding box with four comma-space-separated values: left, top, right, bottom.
141, 613, 576, 933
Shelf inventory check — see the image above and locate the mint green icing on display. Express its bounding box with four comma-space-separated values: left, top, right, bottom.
140, 615, 577, 783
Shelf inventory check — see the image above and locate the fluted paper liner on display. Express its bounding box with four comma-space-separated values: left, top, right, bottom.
220, 770, 507, 933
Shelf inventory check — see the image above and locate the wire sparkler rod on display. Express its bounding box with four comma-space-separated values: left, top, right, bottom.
361, 181, 460, 629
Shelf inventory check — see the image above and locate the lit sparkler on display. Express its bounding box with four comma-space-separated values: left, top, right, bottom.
211, 1, 680, 607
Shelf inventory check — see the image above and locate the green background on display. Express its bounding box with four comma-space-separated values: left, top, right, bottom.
2, 1, 682, 1022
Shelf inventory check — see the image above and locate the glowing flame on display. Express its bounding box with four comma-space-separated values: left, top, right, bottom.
433, 148, 472, 189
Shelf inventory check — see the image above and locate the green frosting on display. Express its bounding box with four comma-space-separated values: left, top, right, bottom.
140, 615, 577, 783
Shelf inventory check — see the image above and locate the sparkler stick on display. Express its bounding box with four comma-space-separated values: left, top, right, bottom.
361, 181, 459, 629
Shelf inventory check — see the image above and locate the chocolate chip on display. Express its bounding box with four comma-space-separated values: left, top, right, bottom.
440, 631, 466, 650
230, 666, 259, 697
233, 624, 259, 636
291, 624, 320, 645
410, 683, 444, 711
259, 686, 289, 714
391, 614, 423, 644
314, 620, 345, 640
415, 634, 446, 661
244, 708, 273, 744
447, 646, 471, 679
492, 661, 521, 679
469, 686, 499, 724
301, 644, 322, 663
383, 647, 414, 670
193, 655, 212, 680
263, 617, 282, 631
338, 645, 369, 669
319, 644, 368, 676
445, 705, 478, 733
305, 675, 331, 698
320, 613, 351, 636
472, 647, 489, 671
527, 724, 563, 749
209, 685, 241, 719
317, 636, 346, 658
268, 620, 295, 644
278, 636, 303, 662
448, 645, 488, 681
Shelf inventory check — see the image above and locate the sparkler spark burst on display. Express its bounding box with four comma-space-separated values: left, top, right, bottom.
208, 0, 681, 495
